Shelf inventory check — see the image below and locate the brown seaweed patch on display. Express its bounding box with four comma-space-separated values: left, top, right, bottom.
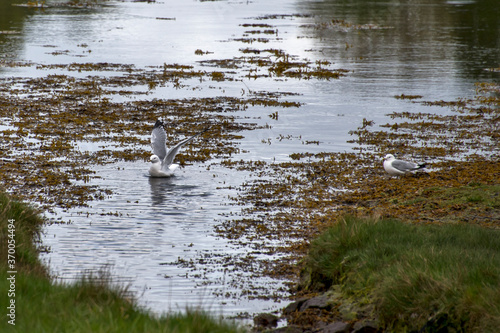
12, 1, 103, 9
0, 61, 306, 209
240, 23, 275, 28
253, 14, 313, 20
198, 50, 349, 80
307, 18, 390, 31
244, 30, 277, 35
231, 37, 271, 44
394, 94, 423, 100
36, 62, 137, 72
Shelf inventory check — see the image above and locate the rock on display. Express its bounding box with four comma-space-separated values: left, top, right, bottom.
254, 313, 279, 329
271, 325, 304, 333
314, 320, 328, 331
320, 321, 352, 333
283, 297, 309, 315
299, 294, 330, 312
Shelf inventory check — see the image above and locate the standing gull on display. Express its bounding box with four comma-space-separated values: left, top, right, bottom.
149, 120, 205, 177
383, 154, 426, 176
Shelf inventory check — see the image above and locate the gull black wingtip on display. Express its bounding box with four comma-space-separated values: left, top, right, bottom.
417, 163, 427, 170
153, 119, 164, 129
201, 124, 211, 135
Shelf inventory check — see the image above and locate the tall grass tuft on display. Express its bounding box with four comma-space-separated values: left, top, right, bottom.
304, 216, 500, 331
0, 192, 46, 274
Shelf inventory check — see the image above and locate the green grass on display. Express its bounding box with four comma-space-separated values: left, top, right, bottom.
0, 192, 45, 272
419, 183, 500, 208
0, 191, 243, 333
303, 215, 500, 332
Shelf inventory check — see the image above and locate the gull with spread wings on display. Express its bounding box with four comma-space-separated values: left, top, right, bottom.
149, 120, 206, 177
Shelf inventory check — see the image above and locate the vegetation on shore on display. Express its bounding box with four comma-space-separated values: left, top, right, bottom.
300, 215, 500, 332
0, 191, 243, 333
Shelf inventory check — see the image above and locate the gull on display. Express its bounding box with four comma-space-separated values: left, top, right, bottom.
149, 119, 205, 177
383, 154, 426, 176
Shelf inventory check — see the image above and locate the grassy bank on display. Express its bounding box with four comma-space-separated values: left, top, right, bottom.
301, 214, 500, 332
0, 192, 242, 333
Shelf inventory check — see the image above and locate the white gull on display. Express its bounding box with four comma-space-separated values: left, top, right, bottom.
149, 119, 205, 177
383, 154, 426, 176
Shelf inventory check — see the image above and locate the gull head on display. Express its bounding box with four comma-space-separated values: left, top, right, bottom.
150, 155, 160, 163
384, 154, 395, 161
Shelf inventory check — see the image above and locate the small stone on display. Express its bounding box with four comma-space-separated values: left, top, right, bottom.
254, 313, 279, 329
271, 325, 303, 333
299, 294, 330, 312
314, 320, 328, 330
283, 297, 309, 315
321, 321, 352, 333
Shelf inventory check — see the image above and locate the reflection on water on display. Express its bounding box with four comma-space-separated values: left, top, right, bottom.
0, 1, 28, 59
148, 176, 208, 208
1, 0, 498, 319
149, 177, 176, 207
298, 0, 498, 90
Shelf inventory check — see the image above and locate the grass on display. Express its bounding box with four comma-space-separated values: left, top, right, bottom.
302, 215, 500, 332
399, 183, 500, 225
0, 191, 243, 333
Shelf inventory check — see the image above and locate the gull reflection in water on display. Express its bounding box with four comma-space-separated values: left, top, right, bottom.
148, 176, 204, 208
148, 176, 176, 206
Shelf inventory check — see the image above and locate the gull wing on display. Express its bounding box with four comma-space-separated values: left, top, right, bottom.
151, 120, 167, 161
161, 128, 208, 170
391, 159, 419, 172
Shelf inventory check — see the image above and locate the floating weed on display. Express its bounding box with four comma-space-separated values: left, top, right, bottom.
240, 23, 275, 28
304, 18, 389, 31
0, 57, 305, 210
254, 14, 313, 20
394, 93, 423, 100
243, 29, 277, 35
200, 38, 349, 80
348, 90, 499, 157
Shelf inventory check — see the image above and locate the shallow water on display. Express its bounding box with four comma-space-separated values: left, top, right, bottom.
44, 161, 268, 315
1, 0, 498, 320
